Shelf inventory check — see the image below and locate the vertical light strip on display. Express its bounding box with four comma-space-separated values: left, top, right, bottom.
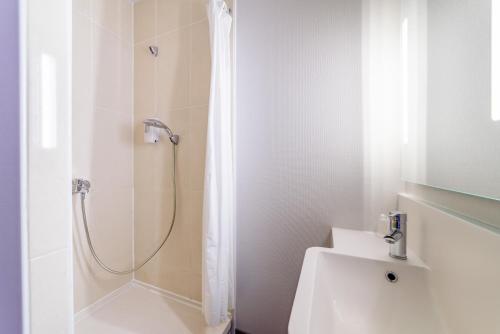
40, 53, 57, 148
492, 0, 500, 121
402, 18, 409, 142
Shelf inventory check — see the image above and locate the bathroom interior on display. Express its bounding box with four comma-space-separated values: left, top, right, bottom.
2, 0, 500, 333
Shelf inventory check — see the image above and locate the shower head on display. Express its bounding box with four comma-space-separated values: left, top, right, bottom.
143, 118, 179, 145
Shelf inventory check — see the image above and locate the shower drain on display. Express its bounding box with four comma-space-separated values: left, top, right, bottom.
385, 271, 398, 283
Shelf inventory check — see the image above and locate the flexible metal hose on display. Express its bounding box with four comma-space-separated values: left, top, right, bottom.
79, 145, 177, 275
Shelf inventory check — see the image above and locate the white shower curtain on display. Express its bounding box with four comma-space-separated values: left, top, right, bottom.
202, 0, 234, 327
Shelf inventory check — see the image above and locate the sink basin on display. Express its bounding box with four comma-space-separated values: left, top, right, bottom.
289, 230, 448, 334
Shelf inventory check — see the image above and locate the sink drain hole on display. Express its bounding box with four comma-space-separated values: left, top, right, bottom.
385, 271, 398, 283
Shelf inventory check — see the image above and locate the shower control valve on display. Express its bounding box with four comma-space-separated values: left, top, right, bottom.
72, 178, 91, 197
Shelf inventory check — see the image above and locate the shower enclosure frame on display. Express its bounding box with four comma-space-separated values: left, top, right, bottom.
20, 0, 75, 332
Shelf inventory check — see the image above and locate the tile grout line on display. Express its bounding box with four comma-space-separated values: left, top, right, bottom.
74, 282, 133, 324
75, 4, 134, 48
134, 17, 208, 46
30, 247, 68, 263
131, 0, 136, 283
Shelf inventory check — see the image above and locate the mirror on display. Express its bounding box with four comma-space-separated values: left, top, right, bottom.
401, 0, 500, 200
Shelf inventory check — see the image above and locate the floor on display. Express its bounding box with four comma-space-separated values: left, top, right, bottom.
75, 282, 231, 334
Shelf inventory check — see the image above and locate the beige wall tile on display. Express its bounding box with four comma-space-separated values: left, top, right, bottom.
185, 106, 208, 191
92, 0, 122, 35
189, 273, 202, 301
174, 186, 198, 232
74, 0, 91, 16
189, 192, 203, 275
159, 107, 190, 137
90, 0, 133, 43
78, 188, 133, 267
72, 102, 94, 179
133, 0, 210, 301
120, 0, 134, 43
73, 12, 93, 117
134, 41, 157, 119
149, 215, 192, 272
88, 110, 133, 190
134, 0, 156, 42
157, 28, 191, 111
189, 19, 211, 106
134, 186, 193, 298
191, 0, 207, 23
134, 188, 175, 252
120, 43, 134, 116
73, 0, 134, 313
177, 134, 206, 192
93, 25, 121, 110
73, 117, 134, 310
73, 188, 133, 312
157, 0, 191, 34
134, 122, 177, 194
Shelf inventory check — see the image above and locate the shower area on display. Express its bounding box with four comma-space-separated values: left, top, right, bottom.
24, 0, 232, 333
71, 0, 228, 332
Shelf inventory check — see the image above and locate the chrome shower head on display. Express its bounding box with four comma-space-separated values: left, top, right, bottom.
143, 118, 179, 145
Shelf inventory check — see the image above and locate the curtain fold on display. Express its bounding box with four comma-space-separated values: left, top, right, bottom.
202, 0, 234, 326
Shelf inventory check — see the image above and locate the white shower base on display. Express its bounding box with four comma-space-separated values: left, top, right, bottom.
75, 281, 231, 334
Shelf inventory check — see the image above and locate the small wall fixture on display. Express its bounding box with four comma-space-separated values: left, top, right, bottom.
149, 46, 159, 57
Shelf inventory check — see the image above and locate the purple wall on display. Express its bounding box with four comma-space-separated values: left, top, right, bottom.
0, 0, 24, 333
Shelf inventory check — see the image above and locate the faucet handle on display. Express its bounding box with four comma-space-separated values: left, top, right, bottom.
388, 211, 406, 230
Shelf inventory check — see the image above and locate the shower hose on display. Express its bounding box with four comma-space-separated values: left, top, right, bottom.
79, 145, 177, 275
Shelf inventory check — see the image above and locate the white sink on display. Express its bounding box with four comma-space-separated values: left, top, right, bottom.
289, 229, 448, 334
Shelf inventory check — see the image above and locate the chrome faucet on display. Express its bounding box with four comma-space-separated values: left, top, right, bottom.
383, 211, 407, 260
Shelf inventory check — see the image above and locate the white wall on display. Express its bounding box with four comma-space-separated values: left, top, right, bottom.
235, 0, 402, 332
27, 0, 73, 332
234, 0, 500, 332
361, 0, 403, 232
398, 194, 500, 334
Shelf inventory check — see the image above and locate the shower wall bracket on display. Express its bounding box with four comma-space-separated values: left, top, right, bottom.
72, 178, 91, 196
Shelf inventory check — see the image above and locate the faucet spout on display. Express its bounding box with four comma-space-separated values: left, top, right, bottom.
383, 211, 407, 260
384, 230, 403, 244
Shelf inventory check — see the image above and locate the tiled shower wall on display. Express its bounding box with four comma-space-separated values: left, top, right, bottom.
133, 0, 210, 301
72, 0, 134, 312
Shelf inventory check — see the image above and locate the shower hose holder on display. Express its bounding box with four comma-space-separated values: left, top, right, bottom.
72, 178, 91, 198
